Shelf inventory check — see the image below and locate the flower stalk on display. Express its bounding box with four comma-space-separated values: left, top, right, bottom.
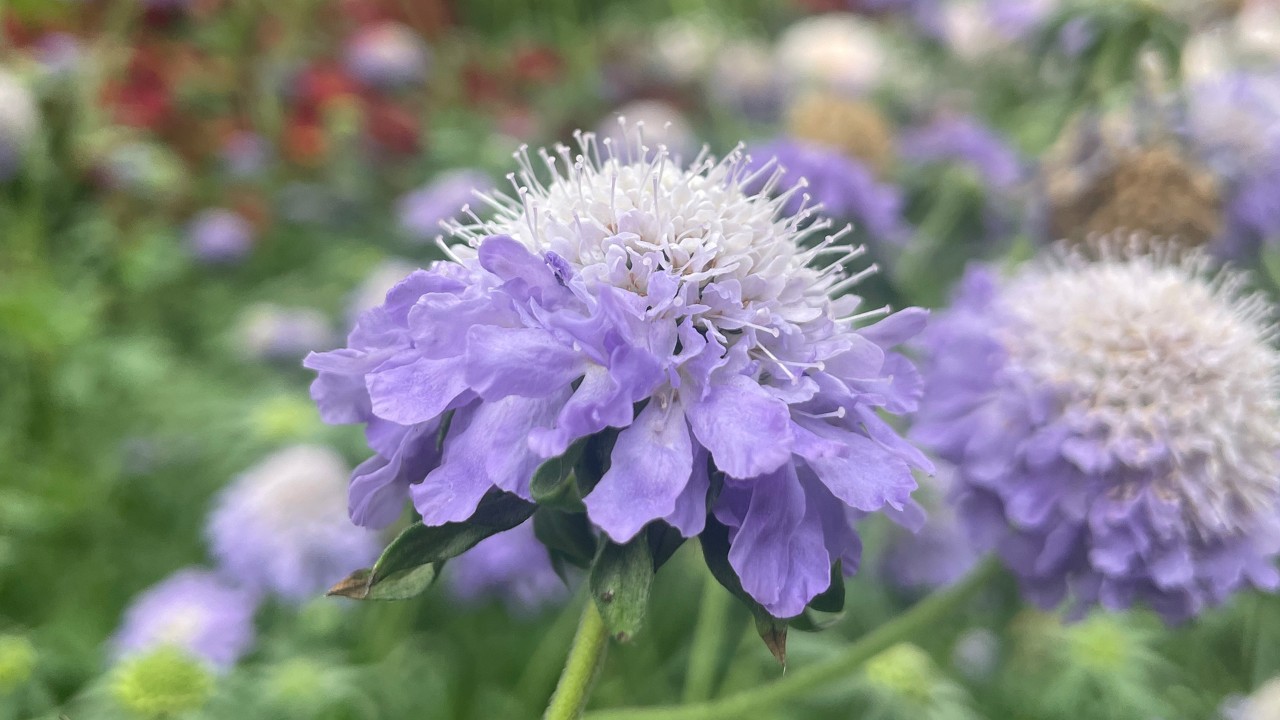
583, 559, 1000, 720
544, 600, 611, 720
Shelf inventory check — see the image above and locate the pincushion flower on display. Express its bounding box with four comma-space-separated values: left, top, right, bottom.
307, 130, 931, 618
186, 208, 255, 265
775, 13, 886, 95
448, 520, 568, 615
111, 569, 257, 670
0, 69, 37, 181
344, 22, 431, 90
207, 445, 380, 602
914, 241, 1280, 621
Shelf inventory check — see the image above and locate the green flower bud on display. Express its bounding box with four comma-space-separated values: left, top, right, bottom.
0, 634, 36, 693
864, 643, 936, 706
111, 646, 215, 719
860, 643, 979, 720
251, 394, 322, 442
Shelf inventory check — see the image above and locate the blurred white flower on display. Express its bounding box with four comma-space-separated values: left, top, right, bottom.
776, 14, 885, 95
0, 68, 38, 180
651, 16, 724, 84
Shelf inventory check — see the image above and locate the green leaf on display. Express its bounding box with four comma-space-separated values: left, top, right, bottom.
533, 506, 598, 574
529, 439, 587, 510
328, 491, 535, 601
589, 538, 654, 643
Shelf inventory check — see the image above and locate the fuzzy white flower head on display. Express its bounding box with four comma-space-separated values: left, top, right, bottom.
445, 127, 880, 375
236, 303, 333, 362
1001, 239, 1280, 536
775, 14, 885, 95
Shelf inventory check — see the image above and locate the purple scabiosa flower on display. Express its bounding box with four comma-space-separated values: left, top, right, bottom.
344, 22, 431, 91
901, 116, 1023, 192
111, 569, 257, 671
186, 208, 255, 265
914, 241, 1280, 622
397, 170, 493, 243
234, 303, 334, 363
745, 138, 907, 243
306, 129, 932, 618
448, 520, 568, 615
207, 445, 381, 602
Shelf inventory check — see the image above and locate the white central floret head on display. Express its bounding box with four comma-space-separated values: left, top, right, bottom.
238, 445, 352, 535
443, 125, 885, 378
999, 237, 1280, 536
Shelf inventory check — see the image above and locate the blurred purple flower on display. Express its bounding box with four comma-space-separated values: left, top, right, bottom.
914, 250, 1280, 623
398, 170, 492, 242
207, 445, 381, 602
745, 138, 907, 243
901, 116, 1023, 191
345, 22, 431, 90
186, 209, 255, 265
881, 469, 979, 592
235, 304, 334, 363
111, 569, 257, 671
306, 133, 931, 618
448, 521, 567, 614
221, 131, 272, 179
34, 33, 83, 77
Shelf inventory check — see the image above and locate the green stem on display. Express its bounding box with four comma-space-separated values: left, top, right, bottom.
544, 599, 611, 720
584, 559, 1000, 720
682, 571, 733, 703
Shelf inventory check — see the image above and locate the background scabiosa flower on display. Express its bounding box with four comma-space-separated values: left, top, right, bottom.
707, 39, 784, 122
307, 129, 932, 618
881, 469, 980, 593
346, 258, 419, 327
235, 303, 334, 363
345, 22, 431, 91
186, 208, 256, 265
207, 445, 380, 602
1046, 143, 1223, 249
914, 242, 1280, 621
900, 116, 1023, 193
775, 13, 886, 95
858, 643, 981, 720
0, 69, 38, 182
447, 520, 568, 615
111, 569, 257, 670
398, 170, 494, 243
786, 91, 896, 175
745, 138, 907, 243
1184, 72, 1280, 256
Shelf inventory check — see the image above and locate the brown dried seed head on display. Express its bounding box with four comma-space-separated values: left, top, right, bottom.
1049, 146, 1222, 250
786, 92, 895, 174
